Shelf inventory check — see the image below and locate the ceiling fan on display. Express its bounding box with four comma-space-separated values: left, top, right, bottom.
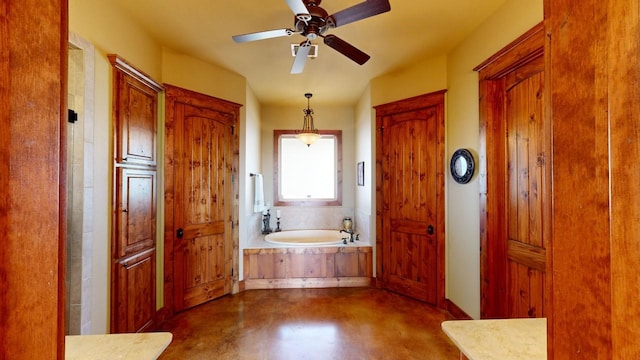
232, 0, 391, 74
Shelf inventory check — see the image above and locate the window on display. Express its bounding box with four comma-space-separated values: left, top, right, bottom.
274, 130, 342, 206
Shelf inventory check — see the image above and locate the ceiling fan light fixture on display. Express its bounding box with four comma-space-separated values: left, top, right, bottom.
295, 93, 320, 146
291, 43, 318, 58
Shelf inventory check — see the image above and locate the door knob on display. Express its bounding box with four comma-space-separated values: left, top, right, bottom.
177, 228, 184, 239
427, 225, 434, 235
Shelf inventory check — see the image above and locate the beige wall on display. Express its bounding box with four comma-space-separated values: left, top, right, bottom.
69, 0, 162, 80
370, 54, 448, 106
354, 86, 375, 271
161, 48, 246, 105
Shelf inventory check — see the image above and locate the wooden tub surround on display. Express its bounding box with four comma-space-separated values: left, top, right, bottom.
243, 245, 373, 289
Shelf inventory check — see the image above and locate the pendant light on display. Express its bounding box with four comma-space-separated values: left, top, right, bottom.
295, 93, 320, 146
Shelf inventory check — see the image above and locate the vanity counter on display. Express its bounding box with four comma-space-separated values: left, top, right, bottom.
441, 318, 546, 360
65, 332, 172, 360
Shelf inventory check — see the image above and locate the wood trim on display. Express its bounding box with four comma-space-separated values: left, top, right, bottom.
608, 0, 640, 357
474, 23, 545, 78
107, 54, 163, 92
273, 129, 343, 206
445, 299, 473, 320
374, 90, 447, 116
59, 0, 69, 356
244, 277, 372, 290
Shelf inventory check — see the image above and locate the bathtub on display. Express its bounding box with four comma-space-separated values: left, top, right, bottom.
264, 229, 347, 246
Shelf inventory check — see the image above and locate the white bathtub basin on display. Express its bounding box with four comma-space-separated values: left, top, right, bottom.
264, 230, 346, 246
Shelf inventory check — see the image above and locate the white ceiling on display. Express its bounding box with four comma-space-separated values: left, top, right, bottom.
114, 0, 507, 106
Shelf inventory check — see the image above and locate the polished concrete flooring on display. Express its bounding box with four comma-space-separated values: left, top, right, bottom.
157, 287, 459, 359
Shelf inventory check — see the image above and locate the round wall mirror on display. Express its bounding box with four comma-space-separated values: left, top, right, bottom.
450, 148, 475, 184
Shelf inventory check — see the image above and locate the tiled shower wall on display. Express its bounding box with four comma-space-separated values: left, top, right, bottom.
255, 206, 356, 235
66, 33, 95, 335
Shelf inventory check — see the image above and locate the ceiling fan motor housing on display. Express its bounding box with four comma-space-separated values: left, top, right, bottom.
295, 0, 333, 40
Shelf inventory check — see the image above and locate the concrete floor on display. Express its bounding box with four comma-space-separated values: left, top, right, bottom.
157, 287, 459, 359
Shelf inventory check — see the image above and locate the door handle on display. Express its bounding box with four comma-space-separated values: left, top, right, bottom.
427, 225, 434, 235
177, 228, 184, 239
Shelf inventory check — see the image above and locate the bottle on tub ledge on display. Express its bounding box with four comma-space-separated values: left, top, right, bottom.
340, 217, 359, 244
261, 203, 272, 234
342, 217, 353, 232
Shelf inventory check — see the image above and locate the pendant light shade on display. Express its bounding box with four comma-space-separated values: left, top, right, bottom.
296, 93, 320, 146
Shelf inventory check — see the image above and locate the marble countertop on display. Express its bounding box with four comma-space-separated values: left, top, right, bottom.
65, 332, 172, 360
441, 318, 546, 360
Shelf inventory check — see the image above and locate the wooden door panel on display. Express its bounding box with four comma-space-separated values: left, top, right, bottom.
386, 109, 437, 225
115, 168, 157, 257
387, 231, 437, 303
114, 70, 158, 166
179, 234, 226, 309
114, 248, 156, 333
507, 261, 544, 318
173, 100, 232, 312
505, 66, 545, 318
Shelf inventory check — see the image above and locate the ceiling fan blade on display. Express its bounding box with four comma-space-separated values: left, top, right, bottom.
323, 34, 370, 65
286, 0, 312, 22
328, 0, 391, 28
291, 41, 311, 74
232, 28, 295, 43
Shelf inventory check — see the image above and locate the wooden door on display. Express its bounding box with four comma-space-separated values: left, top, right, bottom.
477, 24, 548, 319
165, 85, 239, 312
375, 91, 446, 306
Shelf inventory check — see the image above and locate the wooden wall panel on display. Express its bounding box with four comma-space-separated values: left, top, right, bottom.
0, 0, 67, 358
546, 0, 613, 357
243, 247, 373, 289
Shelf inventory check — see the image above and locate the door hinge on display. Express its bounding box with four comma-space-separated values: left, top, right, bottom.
231, 124, 235, 135
231, 268, 234, 277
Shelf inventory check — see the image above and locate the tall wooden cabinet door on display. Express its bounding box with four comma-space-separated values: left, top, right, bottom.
115, 168, 157, 257
171, 99, 233, 312
113, 249, 156, 333
112, 61, 158, 166
375, 91, 446, 306
109, 54, 162, 333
